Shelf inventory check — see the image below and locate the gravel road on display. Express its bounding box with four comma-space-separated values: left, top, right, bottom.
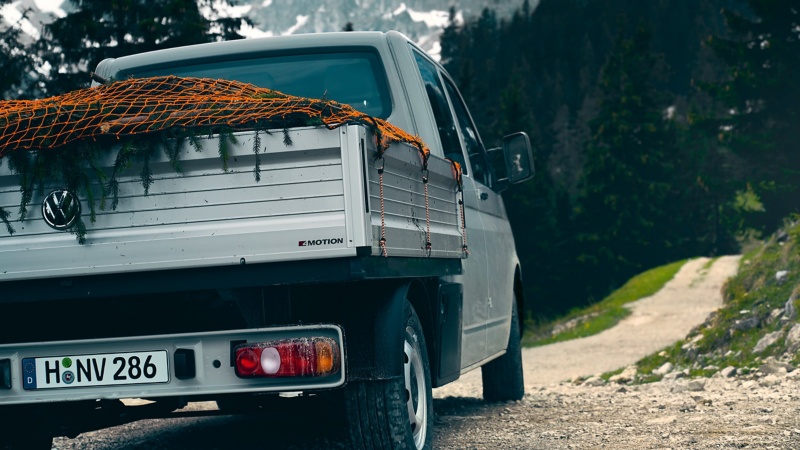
436, 256, 741, 397
54, 256, 763, 449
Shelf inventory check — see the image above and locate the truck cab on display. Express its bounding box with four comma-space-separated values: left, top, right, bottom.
0, 31, 533, 450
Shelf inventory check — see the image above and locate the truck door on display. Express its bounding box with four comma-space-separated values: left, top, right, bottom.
411, 51, 490, 369
440, 76, 517, 361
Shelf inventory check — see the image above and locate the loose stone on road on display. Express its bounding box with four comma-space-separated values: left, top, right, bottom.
57, 256, 768, 449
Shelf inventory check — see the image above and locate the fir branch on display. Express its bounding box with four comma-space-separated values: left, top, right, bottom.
218, 128, 230, 172
252, 129, 262, 182
86, 145, 107, 215
105, 140, 136, 210
188, 131, 204, 153
82, 170, 97, 223
0, 206, 15, 235
11, 150, 35, 222
69, 217, 87, 245
140, 141, 156, 196
162, 131, 182, 174
282, 128, 293, 147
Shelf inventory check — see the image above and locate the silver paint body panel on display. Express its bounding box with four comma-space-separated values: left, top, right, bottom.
0, 31, 521, 382
0, 125, 463, 282
0, 325, 345, 405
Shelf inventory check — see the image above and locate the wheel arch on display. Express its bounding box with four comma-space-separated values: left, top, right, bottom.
405, 278, 436, 378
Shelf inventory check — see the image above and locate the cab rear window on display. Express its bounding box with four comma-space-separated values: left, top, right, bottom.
133, 52, 392, 119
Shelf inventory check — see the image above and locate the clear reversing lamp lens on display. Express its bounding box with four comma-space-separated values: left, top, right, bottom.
260, 347, 281, 374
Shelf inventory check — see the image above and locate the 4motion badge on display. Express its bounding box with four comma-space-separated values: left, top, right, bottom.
42, 189, 81, 230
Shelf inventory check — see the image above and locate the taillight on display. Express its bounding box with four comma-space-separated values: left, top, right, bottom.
234, 337, 340, 378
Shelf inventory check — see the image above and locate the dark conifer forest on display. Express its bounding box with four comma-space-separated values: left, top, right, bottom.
441, 0, 800, 319
1, 0, 798, 321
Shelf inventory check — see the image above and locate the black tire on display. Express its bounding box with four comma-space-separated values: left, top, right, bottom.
1, 433, 52, 450
481, 296, 525, 402
215, 394, 262, 413
345, 301, 434, 450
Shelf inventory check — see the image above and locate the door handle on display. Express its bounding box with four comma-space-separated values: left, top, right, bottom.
480, 192, 489, 201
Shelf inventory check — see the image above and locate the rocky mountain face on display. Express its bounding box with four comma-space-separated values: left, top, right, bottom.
241, 0, 530, 56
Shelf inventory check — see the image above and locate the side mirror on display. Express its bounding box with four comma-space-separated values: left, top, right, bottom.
502, 132, 535, 184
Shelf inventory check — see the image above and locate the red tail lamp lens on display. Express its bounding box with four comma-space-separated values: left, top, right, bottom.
234, 337, 340, 378
236, 348, 260, 376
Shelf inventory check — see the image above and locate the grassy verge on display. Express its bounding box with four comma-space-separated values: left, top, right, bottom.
523, 259, 688, 347
623, 218, 800, 383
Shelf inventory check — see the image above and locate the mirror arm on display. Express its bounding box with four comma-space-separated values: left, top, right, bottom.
493, 178, 510, 193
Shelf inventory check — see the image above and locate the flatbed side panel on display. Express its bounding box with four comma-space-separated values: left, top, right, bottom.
0, 127, 355, 282
364, 136, 463, 258
339, 125, 372, 250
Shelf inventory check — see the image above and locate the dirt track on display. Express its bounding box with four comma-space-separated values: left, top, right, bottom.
436, 256, 741, 396
56, 256, 780, 450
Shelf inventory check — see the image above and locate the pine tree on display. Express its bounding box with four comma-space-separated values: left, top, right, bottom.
548, 105, 584, 194
696, 0, 800, 232
575, 23, 680, 299
38, 0, 253, 95
0, 0, 37, 99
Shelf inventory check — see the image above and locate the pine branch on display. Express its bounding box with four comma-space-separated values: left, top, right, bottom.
82, 170, 97, 223
0, 206, 15, 235
188, 131, 203, 153
252, 129, 262, 182
282, 128, 293, 147
140, 141, 156, 196
162, 131, 182, 174
218, 128, 230, 172
69, 217, 87, 245
87, 146, 107, 214
105, 140, 135, 210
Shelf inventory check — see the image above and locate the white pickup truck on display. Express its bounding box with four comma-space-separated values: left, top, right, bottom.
0, 31, 534, 450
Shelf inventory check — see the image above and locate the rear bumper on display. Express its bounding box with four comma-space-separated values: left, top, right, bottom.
0, 325, 344, 406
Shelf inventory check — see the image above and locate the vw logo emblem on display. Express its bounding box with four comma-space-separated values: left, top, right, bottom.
42, 189, 81, 230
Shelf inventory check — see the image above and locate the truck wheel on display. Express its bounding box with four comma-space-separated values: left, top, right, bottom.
345, 301, 434, 450
1, 433, 52, 450
481, 296, 525, 402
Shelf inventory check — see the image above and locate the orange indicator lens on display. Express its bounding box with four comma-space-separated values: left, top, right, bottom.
316, 341, 334, 375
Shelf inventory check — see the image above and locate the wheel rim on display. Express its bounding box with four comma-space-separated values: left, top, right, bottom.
404, 326, 427, 449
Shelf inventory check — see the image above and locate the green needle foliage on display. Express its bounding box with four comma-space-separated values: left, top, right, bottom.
37, 0, 253, 96
0, 123, 289, 244
575, 23, 682, 299
0, 0, 36, 100
695, 0, 800, 233
252, 130, 262, 182
0, 206, 14, 235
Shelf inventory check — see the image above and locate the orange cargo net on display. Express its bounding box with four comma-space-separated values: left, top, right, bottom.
0, 76, 430, 160
0, 76, 468, 255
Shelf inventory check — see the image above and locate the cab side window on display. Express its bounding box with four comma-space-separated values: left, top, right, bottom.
443, 77, 490, 186
412, 50, 468, 173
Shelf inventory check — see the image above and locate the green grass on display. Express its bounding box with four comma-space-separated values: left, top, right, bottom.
524, 259, 689, 347
702, 256, 721, 271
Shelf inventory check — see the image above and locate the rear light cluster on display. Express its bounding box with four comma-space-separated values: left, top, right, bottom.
235, 337, 340, 378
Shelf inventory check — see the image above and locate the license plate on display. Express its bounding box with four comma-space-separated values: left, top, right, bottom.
22, 351, 169, 390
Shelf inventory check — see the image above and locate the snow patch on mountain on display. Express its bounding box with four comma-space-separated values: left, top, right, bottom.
283, 14, 309, 36
2, 0, 534, 61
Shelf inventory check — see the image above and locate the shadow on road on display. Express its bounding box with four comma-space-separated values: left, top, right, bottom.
55, 397, 500, 450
